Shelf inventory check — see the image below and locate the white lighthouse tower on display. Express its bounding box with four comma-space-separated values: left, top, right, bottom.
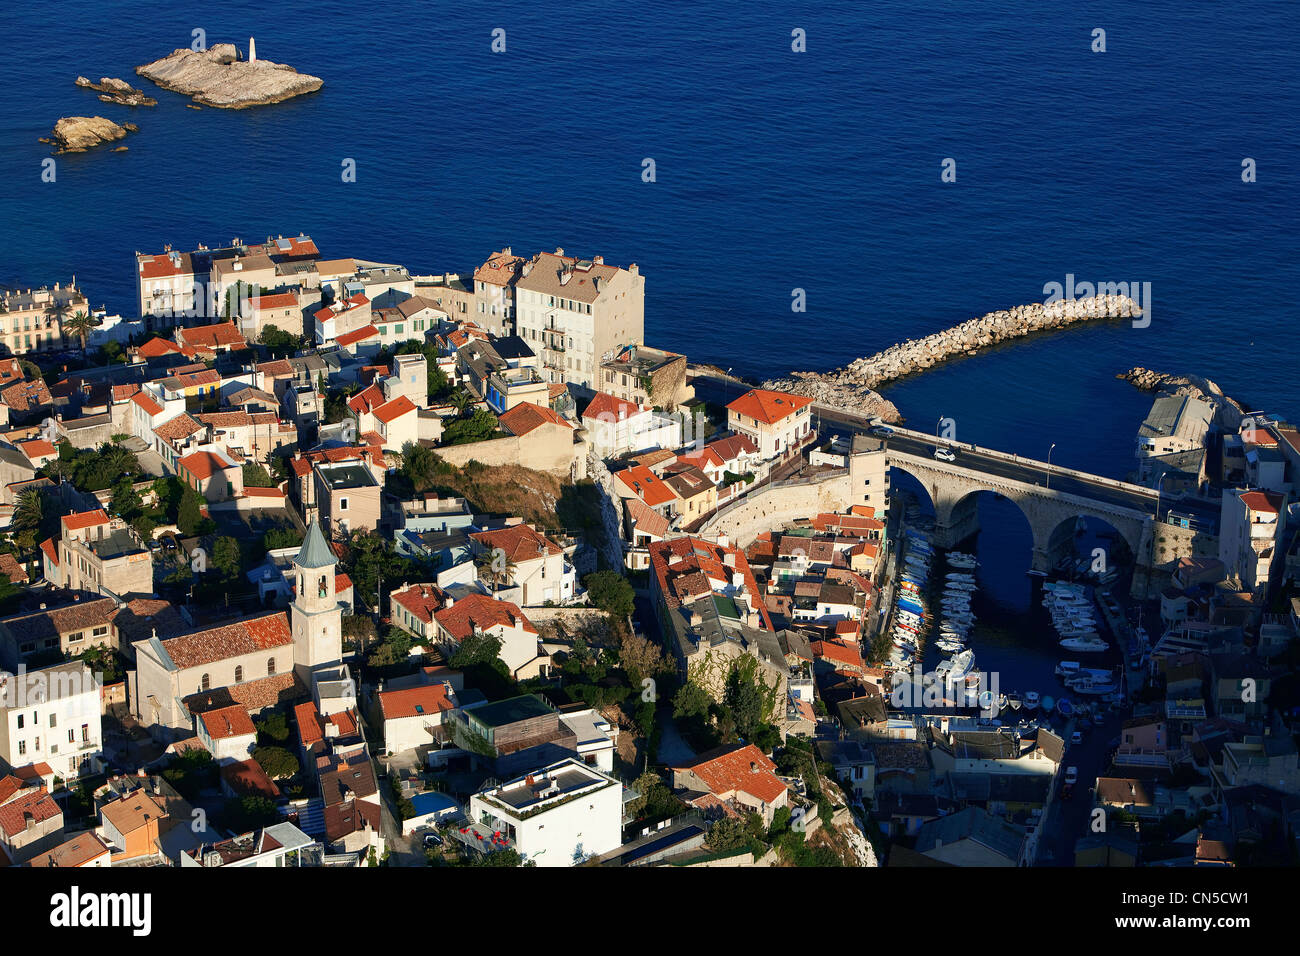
249, 37, 257, 63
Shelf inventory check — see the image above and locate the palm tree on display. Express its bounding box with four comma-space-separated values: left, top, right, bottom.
449, 389, 473, 418
474, 548, 516, 594
63, 310, 98, 357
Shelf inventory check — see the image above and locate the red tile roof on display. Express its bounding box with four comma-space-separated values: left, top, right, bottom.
178, 450, 233, 481
131, 391, 165, 417
138, 336, 183, 358
220, 759, 280, 800
1240, 490, 1283, 515
38, 538, 58, 567
178, 322, 246, 349
335, 324, 379, 347
674, 744, 787, 806
614, 463, 677, 508
374, 395, 416, 424
469, 524, 563, 563
391, 583, 446, 625
812, 639, 864, 670
726, 388, 813, 425
582, 391, 643, 423
153, 414, 203, 443
648, 536, 775, 631
200, 704, 256, 741
15, 439, 56, 460
158, 612, 292, 670
347, 383, 386, 417
498, 401, 571, 436
379, 683, 455, 721
0, 786, 60, 838
62, 509, 109, 532
434, 593, 536, 643
253, 292, 298, 310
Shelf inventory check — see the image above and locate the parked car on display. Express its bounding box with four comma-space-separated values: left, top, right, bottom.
422, 832, 443, 849
1071, 731, 1084, 746
870, 424, 895, 438
933, 447, 957, 462
1064, 766, 1079, 786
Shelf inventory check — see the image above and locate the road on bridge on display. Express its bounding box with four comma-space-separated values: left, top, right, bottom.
688, 371, 1155, 517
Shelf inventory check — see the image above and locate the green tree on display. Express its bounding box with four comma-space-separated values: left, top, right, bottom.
673, 681, 711, 719
258, 324, 298, 353
11, 488, 44, 551
242, 462, 274, 488
252, 745, 299, 779
110, 477, 143, 522
449, 631, 503, 669
63, 309, 98, 356
255, 711, 290, 744
177, 484, 203, 536
223, 795, 279, 832
263, 526, 303, 551
211, 536, 242, 582
400, 441, 439, 492
584, 570, 635, 619
442, 407, 497, 445
726, 665, 765, 742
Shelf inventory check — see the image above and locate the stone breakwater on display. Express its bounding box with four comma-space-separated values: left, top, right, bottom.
137, 44, 323, 109
1118, 366, 1245, 431
763, 294, 1143, 422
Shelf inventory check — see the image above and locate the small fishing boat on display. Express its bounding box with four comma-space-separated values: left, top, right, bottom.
1041, 695, 1056, 714
1006, 693, 1023, 711
1060, 635, 1108, 653
1068, 674, 1120, 696
1057, 697, 1074, 717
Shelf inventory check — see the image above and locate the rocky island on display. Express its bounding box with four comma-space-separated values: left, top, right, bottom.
136, 43, 322, 109
75, 76, 157, 106
762, 293, 1143, 422
43, 116, 137, 153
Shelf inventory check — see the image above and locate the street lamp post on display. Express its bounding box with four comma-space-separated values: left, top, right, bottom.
1046, 443, 1056, 490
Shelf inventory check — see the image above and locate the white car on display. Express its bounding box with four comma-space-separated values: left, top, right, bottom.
1064, 766, 1079, 786
933, 447, 957, 462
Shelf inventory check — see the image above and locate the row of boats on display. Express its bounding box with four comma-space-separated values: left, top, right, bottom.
1044, 581, 1109, 654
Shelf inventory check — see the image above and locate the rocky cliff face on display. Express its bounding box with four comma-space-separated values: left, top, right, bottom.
75, 76, 157, 106
1118, 366, 1246, 430
136, 43, 323, 109
763, 294, 1143, 422
45, 116, 137, 153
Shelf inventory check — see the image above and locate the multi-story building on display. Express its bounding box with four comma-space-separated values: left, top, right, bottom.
513, 250, 644, 393
473, 249, 527, 337
466, 757, 623, 866
467, 524, 575, 607
314, 460, 382, 536
1136, 394, 1212, 484
599, 343, 693, 411
0, 282, 84, 355
56, 510, 153, 600
135, 235, 321, 327
726, 388, 814, 461
1219, 488, 1286, 592
0, 661, 103, 779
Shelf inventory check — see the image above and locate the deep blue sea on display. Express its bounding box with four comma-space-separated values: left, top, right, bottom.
1, 0, 1293, 708
1, 2, 1296, 468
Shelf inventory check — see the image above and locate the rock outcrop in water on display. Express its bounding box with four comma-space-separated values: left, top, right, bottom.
762, 294, 1143, 422
1119, 367, 1246, 430
136, 43, 322, 109
45, 116, 137, 153
75, 76, 157, 106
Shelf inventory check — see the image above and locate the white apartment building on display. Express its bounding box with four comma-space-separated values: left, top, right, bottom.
513, 250, 644, 393
467, 758, 623, 866
0, 662, 103, 779
726, 388, 814, 461
1219, 488, 1286, 592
